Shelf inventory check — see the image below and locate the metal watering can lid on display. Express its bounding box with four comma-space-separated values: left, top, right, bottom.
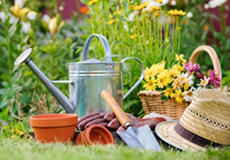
80, 34, 112, 63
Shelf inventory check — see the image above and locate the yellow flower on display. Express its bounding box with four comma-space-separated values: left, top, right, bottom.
142, 2, 150, 8
168, 9, 186, 16
87, 0, 98, 6
114, 9, 122, 15
48, 16, 65, 35
148, 6, 160, 13
109, 15, 114, 18
153, 11, 160, 17
9, 3, 30, 18
134, 2, 150, 10
176, 54, 187, 65
183, 82, 190, 91
144, 78, 157, 91
169, 68, 181, 77
172, 64, 184, 72
155, 0, 163, 3
175, 89, 184, 104
150, 61, 166, 74
107, 20, 115, 24
157, 70, 172, 88
163, 87, 174, 97
151, 6, 161, 10
144, 68, 157, 80
130, 34, 138, 39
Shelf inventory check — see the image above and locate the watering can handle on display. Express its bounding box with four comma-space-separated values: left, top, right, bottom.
82, 34, 112, 63
121, 57, 145, 99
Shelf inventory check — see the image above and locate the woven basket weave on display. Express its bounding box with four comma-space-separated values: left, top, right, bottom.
138, 45, 222, 120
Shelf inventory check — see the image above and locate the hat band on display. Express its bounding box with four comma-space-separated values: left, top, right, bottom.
174, 123, 222, 147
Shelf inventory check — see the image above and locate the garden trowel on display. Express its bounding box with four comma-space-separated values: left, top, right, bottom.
101, 90, 161, 151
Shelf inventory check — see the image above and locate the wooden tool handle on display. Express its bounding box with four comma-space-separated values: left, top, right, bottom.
101, 90, 131, 128
189, 45, 222, 82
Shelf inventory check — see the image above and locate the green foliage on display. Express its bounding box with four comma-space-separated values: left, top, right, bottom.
0, 0, 87, 120
0, 138, 229, 160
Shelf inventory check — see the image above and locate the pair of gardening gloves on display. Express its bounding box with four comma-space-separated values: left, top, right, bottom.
77, 112, 166, 132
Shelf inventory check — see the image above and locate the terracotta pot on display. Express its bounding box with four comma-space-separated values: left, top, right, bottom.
75, 124, 114, 145
30, 114, 78, 143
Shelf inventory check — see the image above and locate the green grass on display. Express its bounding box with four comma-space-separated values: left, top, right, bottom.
0, 137, 229, 160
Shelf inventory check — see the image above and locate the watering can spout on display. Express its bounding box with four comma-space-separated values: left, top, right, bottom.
14, 48, 75, 113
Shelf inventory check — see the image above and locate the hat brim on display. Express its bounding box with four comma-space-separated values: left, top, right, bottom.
155, 120, 205, 151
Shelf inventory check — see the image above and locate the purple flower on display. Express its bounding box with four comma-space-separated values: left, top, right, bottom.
195, 70, 204, 79
193, 63, 200, 71
184, 62, 203, 79
184, 62, 194, 73
208, 70, 221, 88
184, 62, 200, 73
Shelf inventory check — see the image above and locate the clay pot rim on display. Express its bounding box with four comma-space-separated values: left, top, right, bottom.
30, 113, 78, 128
85, 124, 114, 145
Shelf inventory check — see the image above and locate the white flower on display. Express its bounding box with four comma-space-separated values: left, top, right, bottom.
198, 76, 210, 87
9, 15, 18, 24
142, 0, 169, 11
178, 73, 193, 85
0, 0, 2, 5
209, 0, 227, 8
0, 12, 6, 22
22, 22, 31, 33
171, 0, 176, 6
204, 4, 209, 9
183, 87, 197, 102
27, 11, 36, 20
59, 6, 64, 11
123, 23, 128, 31
186, 12, 193, 18
14, 0, 25, 8
128, 12, 136, 22
42, 14, 50, 24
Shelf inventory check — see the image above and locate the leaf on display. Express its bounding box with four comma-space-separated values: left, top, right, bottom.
0, 99, 8, 109
160, 94, 168, 101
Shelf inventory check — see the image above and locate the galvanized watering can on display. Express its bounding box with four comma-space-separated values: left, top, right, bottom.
14, 34, 144, 117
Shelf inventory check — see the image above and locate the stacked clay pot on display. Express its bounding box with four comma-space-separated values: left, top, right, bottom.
75, 124, 114, 145
30, 114, 78, 143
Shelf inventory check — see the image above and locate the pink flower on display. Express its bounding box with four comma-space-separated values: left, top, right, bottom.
184, 62, 194, 73
184, 62, 203, 79
208, 70, 221, 88
184, 62, 200, 73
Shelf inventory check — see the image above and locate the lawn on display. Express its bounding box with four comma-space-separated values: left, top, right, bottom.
0, 138, 229, 160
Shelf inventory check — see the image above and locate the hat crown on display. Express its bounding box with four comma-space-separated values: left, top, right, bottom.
180, 89, 230, 145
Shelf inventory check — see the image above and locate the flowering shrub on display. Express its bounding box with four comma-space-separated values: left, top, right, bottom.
143, 54, 221, 103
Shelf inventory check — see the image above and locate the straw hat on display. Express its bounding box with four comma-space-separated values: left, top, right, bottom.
155, 89, 230, 151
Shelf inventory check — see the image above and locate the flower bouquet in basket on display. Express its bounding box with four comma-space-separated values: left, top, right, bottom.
138, 46, 222, 120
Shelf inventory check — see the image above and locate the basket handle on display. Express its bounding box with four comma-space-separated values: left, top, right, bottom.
189, 45, 222, 81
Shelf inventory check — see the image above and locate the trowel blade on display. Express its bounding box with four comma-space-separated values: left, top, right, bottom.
118, 125, 161, 151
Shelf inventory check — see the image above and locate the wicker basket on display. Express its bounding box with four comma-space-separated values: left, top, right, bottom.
138, 45, 222, 120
